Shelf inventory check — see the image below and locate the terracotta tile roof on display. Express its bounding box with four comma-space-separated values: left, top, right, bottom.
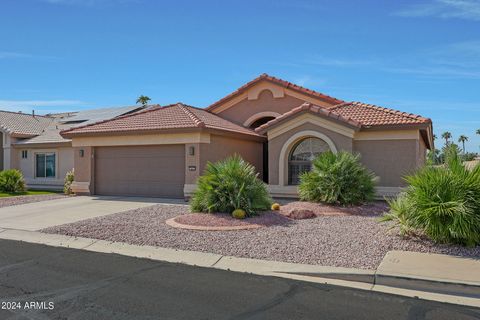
61, 103, 264, 138
0, 111, 53, 137
206, 73, 344, 111
330, 102, 431, 127
256, 102, 431, 133
255, 103, 361, 133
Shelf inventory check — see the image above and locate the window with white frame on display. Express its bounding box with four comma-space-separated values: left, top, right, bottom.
288, 137, 330, 185
35, 153, 56, 178
21, 150, 28, 159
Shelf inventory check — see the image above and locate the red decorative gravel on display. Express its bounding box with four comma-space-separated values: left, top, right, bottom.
174, 212, 290, 228
42, 202, 480, 270
0, 194, 67, 208
279, 201, 388, 217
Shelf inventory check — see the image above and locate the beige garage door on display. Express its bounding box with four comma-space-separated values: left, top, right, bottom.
95, 145, 185, 198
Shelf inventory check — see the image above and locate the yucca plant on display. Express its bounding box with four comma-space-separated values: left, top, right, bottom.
382, 145, 480, 246
0, 169, 26, 193
190, 155, 272, 216
298, 151, 375, 205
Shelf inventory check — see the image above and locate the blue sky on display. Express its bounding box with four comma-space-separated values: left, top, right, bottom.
1, 0, 479, 151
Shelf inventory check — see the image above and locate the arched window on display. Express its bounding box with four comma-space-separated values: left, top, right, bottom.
288, 137, 330, 185
249, 116, 275, 129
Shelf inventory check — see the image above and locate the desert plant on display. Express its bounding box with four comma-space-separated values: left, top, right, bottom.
190, 155, 272, 216
380, 193, 417, 236
458, 135, 468, 153
136, 95, 151, 106
232, 209, 246, 219
298, 151, 375, 205
271, 203, 280, 211
382, 145, 480, 246
441, 131, 452, 146
0, 169, 26, 193
64, 169, 75, 195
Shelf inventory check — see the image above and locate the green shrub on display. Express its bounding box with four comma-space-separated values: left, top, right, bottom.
382, 146, 480, 246
190, 155, 272, 216
232, 209, 246, 219
0, 169, 26, 193
298, 151, 375, 205
380, 193, 417, 237
64, 169, 75, 195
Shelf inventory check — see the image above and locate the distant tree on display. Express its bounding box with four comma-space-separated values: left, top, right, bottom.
477, 129, 480, 135
441, 132, 452, 146
458, 135, 468, 154
432, 134, 437, 140
136, 95, 151, 106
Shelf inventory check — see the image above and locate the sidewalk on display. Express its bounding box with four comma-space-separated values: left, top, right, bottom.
0, 228, 478, 308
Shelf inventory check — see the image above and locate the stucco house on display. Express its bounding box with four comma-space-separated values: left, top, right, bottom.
61, 74, 433, 199
0, 106, 145, 190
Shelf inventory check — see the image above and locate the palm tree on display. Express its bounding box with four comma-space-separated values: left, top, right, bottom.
458, 135, 468, 153
432, 134, 437, 140
136, 95, 151, 106
441, 132, 452, 146
477, 129, 480, 135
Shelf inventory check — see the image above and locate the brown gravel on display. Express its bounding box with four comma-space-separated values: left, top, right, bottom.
0, 194, 67, 208
174, 212, 291, 227
42, 203, 480, 270
280, 201, 388, 217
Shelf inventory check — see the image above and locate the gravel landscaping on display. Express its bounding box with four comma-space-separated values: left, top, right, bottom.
42, 203, 480, 270
0, 194, 67, 208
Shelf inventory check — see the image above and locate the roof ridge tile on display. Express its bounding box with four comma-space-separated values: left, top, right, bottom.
178, 103, 205, 128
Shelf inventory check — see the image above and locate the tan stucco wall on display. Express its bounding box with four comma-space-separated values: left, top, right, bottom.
199, 134, 264, 180
353, 139, 420, 187
268, 122, 354, 185
74, 146, 94, 185
0, 132, 3, 170
12, 146, 74, 189
216, 90, 305, 126
71, 133, 263, 196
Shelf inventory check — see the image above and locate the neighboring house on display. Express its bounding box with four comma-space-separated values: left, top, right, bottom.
62, 74, 433, 199
0, 106, 146, 190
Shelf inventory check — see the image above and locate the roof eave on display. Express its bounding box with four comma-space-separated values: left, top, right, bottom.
256, 109, 361, 135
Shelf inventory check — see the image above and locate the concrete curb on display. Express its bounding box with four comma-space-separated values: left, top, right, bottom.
0, 229, 478, 308
375, 251, 480, 299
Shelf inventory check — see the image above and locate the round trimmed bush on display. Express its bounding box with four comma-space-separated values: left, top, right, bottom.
0, 169, 26, 193
190, 155, 272, 216
298, 151, 375, 205
232, 209, 246, 219
271, 203, 280, 211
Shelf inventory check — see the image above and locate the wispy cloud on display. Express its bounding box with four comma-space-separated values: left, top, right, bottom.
37, 0, 138, 6
382, 41, 480, 79
0, 51, 57, 60
0, 52, 34, 59
305, 56, 372, 67
395, 0, 480, 21
0, 100, 85, 113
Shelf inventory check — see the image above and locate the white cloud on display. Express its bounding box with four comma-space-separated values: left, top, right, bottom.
395, 0, 480, 21
0, 52, 33, 59
0, 100, 85, 113
305, 55, 372, 67
37, 0, 138, 6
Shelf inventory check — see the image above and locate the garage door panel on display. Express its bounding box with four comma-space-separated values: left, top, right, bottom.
95, 145, 185, 198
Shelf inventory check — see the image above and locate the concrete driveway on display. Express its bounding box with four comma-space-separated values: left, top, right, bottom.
0, 196, 185, 231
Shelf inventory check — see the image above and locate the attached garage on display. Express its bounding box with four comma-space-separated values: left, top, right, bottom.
94, 145, 185, 198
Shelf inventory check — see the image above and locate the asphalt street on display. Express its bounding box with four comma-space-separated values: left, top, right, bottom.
0, 239, 478, 320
